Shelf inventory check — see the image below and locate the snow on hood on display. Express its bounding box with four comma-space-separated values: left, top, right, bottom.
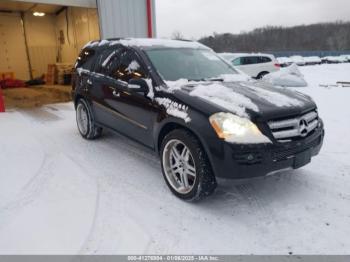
189, 83, 259, 118
165, 78, 307, 118
165, 79, 195, 92
219, 73, 251, 82
238, 82, 305, 107
164, 73, 251, 93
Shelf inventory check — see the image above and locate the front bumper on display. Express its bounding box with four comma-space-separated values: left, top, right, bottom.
208, 121, 324, 179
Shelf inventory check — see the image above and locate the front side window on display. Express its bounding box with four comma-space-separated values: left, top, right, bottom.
145, 48, 237, 81
232, 57, 242, 66
109, 51, 146, 82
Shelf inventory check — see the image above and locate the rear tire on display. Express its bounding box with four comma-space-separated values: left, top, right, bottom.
76, 99, 102, 140
160, 129, 217, 201
257, 71, 269, 79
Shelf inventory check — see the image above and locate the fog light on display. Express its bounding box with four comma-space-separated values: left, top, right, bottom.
247, 154, 254, 161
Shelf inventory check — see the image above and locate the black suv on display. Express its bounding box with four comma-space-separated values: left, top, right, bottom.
72, 38, 324, 201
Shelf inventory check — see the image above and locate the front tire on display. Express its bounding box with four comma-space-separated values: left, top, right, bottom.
160, 129, 217, 201
76, 99, 102, 140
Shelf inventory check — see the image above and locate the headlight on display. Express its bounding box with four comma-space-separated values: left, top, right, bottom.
209, 112, 271, 144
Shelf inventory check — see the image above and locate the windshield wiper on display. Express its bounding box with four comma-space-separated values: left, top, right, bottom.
206, 77, 224, 82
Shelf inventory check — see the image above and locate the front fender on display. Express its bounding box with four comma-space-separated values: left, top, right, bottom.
153, 111, 221, 178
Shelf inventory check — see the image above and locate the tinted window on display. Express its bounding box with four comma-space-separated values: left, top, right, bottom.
232, 57, 242, 66
76, 49, 95, 69
259, 56, 272, 63
109, 51, 147, 82
146, 48, 237, 81
98, 48, 123, 74
241, 56, 259, 65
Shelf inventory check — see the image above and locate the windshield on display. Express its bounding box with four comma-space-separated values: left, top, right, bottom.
145, 48, 238, 81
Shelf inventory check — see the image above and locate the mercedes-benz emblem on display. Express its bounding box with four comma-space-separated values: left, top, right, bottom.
299, 118, 309, 137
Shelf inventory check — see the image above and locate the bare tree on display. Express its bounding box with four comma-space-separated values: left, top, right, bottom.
172, 30, 184, 40
199, 21, 350, 53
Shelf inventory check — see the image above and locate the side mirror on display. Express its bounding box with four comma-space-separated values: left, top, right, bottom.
128, 78, 149, 94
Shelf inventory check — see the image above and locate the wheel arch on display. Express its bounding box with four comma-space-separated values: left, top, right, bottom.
257, 71, 269, 79
155, 121, 218, 178
74, 94, 84, 108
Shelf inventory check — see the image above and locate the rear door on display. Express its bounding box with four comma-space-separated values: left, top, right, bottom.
259, 56, 277, 73
234, 56, 259, 77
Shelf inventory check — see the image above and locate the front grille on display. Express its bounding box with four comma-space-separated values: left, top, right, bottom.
268, 110, 319, 141
272, 136, 321, 161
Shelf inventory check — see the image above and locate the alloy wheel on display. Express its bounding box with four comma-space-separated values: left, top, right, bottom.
162, 139, 197, 194
76, 103, 89, 135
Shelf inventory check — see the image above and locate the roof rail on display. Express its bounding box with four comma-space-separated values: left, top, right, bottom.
106, 37, 124, 41
171, 38, 193, 42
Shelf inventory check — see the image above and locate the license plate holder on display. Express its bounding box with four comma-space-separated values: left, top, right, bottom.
293, 149, 311, 169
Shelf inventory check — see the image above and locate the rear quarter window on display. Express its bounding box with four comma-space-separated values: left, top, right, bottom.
75, 49, 96, 70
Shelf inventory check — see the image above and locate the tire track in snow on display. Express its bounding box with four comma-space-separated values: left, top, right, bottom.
234, 183, 277, 224
77, 180, 161, 254
64, 132, 164, 254
73, 135, 164, 254
78, 182, 101, 254
0, 155, 54, 230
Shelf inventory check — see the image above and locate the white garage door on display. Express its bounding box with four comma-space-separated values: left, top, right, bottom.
0, 13, 30, 80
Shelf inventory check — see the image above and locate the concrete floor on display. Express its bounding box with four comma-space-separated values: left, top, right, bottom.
2, 85, 72, 109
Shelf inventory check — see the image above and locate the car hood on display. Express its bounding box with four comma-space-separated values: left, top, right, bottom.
164, 80, 316, 121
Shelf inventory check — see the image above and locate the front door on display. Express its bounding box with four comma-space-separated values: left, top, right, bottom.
93, 48, 158, 148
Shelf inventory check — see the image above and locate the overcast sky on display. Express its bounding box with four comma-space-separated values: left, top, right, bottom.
155, 0, 350, 39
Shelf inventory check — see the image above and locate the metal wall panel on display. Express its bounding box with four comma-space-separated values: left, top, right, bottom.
97, 0, 156, 39
0, 13, 30, 80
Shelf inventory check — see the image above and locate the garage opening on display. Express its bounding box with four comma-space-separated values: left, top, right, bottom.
0, 0, 100, 109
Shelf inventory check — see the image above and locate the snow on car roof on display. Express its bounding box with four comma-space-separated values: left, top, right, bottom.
83, 38, 210, 50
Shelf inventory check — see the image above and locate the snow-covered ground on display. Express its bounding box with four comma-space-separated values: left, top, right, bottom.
0, 63, 350, 255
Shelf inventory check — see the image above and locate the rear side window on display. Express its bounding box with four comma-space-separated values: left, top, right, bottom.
241, 56, 259, 65
259, 56, 272, 63
95, 48, 123, 74
75, 49, 95, 69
